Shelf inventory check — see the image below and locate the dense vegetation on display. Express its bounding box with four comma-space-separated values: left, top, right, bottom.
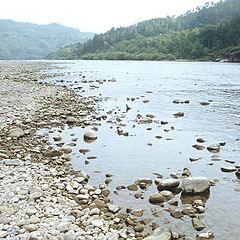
48, 0, 240, 61
0, 20, 94, 60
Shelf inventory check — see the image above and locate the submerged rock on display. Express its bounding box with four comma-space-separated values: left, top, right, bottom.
192, 217, 206, 231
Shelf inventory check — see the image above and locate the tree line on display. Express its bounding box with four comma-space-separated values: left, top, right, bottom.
47, 0, 240, 61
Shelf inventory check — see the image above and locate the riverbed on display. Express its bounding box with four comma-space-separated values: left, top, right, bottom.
40, 60, 240, 239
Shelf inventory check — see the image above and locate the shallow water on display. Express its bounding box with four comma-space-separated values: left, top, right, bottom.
41, 60, 240, 239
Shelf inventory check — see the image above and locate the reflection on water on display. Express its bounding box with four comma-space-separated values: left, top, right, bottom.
41, 60, 240, 239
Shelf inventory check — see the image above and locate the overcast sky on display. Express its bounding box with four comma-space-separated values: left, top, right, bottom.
1, 0, 220, 33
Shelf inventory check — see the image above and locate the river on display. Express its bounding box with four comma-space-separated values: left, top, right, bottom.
40, 60, 240, 239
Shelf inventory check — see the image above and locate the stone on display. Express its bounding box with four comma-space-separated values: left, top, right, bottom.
139, 117, 153, 124
230, 50, 240, 63
9, 128, 25, 138
132, 209, 144, 217
63, 230, 75, 240
25, 224, 38, 232
192, 217, 206, 231
181, 177, 210, 194
3, 158, 21, 166
83, 131, 97, 142
0, 172, 6, 179
170, 209, 183, 219
53, 135, 62, 141
207, 144, 220, 153
66, 117, 76, 124
144, 227, 172, 240
149, 191, 174, 204
173, 112, 184, 118
192, 144, 205, 150
157, 179, 180, 191
134, 225, 144, 232
221, 167, 236, 172
197, 138, 205, 143
182, 168, 191, 177
197, 231, 214, 240
108, 204, 120, 213
127, 184, 138, 191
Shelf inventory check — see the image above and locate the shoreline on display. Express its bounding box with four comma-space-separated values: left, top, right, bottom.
0, 61, 156, 239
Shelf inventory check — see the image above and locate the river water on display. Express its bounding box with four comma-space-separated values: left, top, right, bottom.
41, 60, 240, 239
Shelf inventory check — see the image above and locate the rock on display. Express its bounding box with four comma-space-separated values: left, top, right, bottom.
9, 128, 25, 138
144, 227, 172, 240
149, 191, 174, 204
66, 117, 76, 124
3, 159, 21, 166
25, 224, 38, 232
207, 144, 220, 153
53, 135, 62, 141
236, 169, 240, 178
108, 204, 120, 213
170, 209, 183, 219
181, 177, 210, 194
139, 117, 153, 124
181, 205, 197, 215
229, 50, 240, 63
192, 144, 205, 150
44, 149, 63, 157
137, 178, 153, 186
127, 184, 138, 191
173, 112, 184, 118
0, 172, 6, 179
132, 209, 144, 217
197, 231, 214, 240
189, 157, 200, 162
182, 168, 191, 177
192, 217, 206, 231
63, 230, 75, 240
79, 149, 90, 154
60, 148, 72, 154
134, 225, 144, 232
30, 186, 44, 200
221, 166, 236, 172
83, 131, 97, 142
157, 179, 180, 191
200, 102, 210, 106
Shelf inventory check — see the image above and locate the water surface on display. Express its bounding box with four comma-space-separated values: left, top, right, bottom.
42, 60, 240, 239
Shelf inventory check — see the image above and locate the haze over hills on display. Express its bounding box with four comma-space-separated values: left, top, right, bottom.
48, 0, 240, 61
0, 19, 95, 60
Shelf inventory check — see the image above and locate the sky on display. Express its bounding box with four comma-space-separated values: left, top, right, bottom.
0, 0, 220, 33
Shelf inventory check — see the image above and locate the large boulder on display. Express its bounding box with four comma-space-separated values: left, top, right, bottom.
181, 177, 210, 194
230, 50, 240, 63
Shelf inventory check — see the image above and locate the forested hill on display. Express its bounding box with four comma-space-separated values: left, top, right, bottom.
0, 20, 95, 60
48, 0, 240, 61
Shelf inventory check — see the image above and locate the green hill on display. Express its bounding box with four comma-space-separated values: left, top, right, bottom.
48, 0, 240, 61
0, 20, 95, 60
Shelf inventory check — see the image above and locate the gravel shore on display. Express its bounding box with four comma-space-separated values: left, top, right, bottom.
0, 61, 153, 240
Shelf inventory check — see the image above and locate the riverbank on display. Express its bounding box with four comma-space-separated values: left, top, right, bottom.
0, 61, 158, 239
